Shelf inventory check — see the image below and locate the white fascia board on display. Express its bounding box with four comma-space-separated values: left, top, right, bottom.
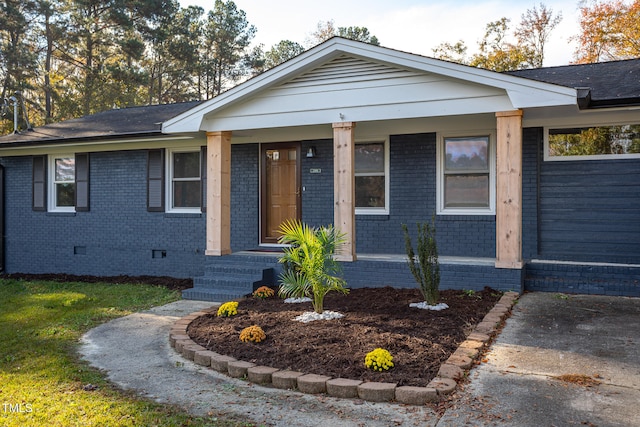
505, 86, 577, 108
0, 135, 200, 157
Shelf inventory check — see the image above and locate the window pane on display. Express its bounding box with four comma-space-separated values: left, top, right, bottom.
549, 125, 640, 157
173, 181, 200, 208
173, 152, 200, 179
56, 183, 75, 207
355, 176, 385, 208
445, 137, 489, 171
55, 158, 75, 182
444, 175, 489, 208
355, 143, 384, 173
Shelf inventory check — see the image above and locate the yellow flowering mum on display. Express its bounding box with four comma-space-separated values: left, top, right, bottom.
364, 348, 394, 371
239, 325, 266, 343
252, 286, 275, 299
217, 301, 238, 317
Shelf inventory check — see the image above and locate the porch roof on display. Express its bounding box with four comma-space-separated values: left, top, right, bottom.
162, 37, 578, 134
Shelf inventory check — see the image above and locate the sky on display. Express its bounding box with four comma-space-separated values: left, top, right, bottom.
178, 0, 584, 67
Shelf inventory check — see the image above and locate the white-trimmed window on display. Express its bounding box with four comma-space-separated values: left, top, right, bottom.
49, 154, 75, 212
167, 148, 201, 212
545, 124, 640, 161
437, 135, 495, 215
355, 140, 389, 215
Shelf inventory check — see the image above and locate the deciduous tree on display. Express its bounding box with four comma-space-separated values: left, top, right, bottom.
515, 3, 562, 68
431, 40, 468, 64
574, 0, 640, 63
470, 18, 535, 71
432, 3, 561, 71
306, 20, 380, 47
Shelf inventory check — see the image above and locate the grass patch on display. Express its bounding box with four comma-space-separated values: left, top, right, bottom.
0, 278, 252, 426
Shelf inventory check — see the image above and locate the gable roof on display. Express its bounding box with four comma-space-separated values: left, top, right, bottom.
162, 37, 577, 134
0, 101, 201, 146
506, 58, 640, 109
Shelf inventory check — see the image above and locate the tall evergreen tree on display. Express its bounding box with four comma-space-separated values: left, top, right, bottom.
263, 40, 304, 69
201, 0, 256, 97
0, 0, 39, 129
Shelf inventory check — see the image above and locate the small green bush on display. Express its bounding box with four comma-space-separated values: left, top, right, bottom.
402, 219, 440, 305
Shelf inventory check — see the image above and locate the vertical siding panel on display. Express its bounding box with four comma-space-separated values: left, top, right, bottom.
538, 158, 640, 263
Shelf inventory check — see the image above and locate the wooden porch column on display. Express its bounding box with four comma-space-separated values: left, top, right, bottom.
332, 122, 356, 262
206, 131, 232, 256
495, 110, 523, 269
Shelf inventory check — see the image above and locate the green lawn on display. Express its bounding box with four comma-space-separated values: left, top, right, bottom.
0, 278, 252, 427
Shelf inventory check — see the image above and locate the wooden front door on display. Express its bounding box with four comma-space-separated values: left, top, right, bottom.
261, 143, 301, 244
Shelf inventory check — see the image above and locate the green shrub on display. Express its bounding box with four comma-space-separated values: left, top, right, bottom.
402, 219, 440, 305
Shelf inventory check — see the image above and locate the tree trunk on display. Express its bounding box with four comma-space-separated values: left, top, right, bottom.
83, 33, 93, 115
44, 8, 53, 121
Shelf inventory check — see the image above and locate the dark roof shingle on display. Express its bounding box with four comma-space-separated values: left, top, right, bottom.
506, 58, 640, 108
0, 101, 202, 144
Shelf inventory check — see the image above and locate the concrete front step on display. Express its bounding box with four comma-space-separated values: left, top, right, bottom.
182, 288, 251, 302
193, 275, 258, 288
203, 264, 270, 276
185, 253, 283, 302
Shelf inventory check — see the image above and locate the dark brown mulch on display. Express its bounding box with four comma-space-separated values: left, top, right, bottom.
187, 286, 502, 387
0, 273, 193, 292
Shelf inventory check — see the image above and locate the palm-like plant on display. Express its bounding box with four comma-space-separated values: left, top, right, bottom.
277, 220, 349, 314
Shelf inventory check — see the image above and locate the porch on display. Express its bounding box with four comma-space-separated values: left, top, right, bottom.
182, 251, 522, 302
182, 253, 640, 302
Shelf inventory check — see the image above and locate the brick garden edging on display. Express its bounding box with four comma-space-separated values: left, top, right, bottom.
169, 291, 519, 405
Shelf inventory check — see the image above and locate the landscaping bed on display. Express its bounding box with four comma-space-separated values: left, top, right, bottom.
187, 286, 502, 387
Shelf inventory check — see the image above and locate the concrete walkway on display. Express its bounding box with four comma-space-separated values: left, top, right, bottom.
79, 293, 640, 426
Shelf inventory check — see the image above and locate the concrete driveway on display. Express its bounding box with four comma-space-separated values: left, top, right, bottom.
439, 292, 640, 426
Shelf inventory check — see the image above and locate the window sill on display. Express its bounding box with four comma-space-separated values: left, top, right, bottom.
45, 212, 76, 217
355, 209, 389, 216
436, 213, 495, 221
163, 212, 203, 218
356, 214, 389, 221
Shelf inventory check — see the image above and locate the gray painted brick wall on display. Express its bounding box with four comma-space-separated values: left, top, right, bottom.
341, 260, 522, 292
525, 262, 640, 296
1, 151, 206, 277
301, 139, 334, 227
301, 133, 496, 257
231, 144, 260, 251
522, 127, 541, 260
